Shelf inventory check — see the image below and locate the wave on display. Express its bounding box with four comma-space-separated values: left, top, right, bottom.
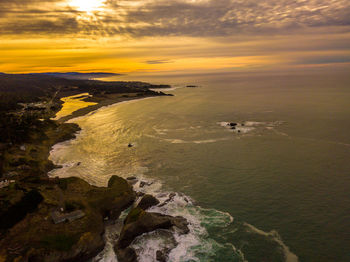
243, 223, 298, 262
145, 134, 230, 144
218, 121, 286, 136
49, 99, 298, 262
150, 85, 184, 92
90, 173, 298, 262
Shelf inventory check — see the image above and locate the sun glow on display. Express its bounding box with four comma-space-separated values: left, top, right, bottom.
69, 0, 105, 11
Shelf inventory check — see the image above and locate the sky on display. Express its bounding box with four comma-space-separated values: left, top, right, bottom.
0, 0, 349, 74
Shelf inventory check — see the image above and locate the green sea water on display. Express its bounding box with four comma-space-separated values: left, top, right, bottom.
49, 71, 350, 262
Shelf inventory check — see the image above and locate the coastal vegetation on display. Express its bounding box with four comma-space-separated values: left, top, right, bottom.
0, 73, 180, 262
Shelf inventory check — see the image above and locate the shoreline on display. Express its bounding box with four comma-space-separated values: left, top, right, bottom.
0, 78, 300, 262
0, 77, 177, 262
46, 91, 197, 262
63, 95, 160, 124
48, 95, 161, 185
53, 89, 300, 262
58, 92, 172, 123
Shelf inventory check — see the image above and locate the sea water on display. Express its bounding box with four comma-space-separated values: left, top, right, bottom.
49, 71, 350, 262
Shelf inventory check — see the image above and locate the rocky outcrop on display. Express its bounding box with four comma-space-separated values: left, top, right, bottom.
156, 249, 171, 262
0, 175, 135, 262
115, 247, 138, 262
115, 207, 189, 262
137, 194, 160, 210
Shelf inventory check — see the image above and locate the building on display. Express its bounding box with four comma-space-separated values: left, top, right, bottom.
51, 210, 85, 224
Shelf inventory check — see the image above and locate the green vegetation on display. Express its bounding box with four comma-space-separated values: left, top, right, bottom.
0, 190, 43, 232
40, 234, 79, 251
0, 73, 169, 262
65, 200, 85, 212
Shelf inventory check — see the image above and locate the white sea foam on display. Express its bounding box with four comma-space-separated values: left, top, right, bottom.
244, 223, 299, 262
146, 133, 230, 144
218, 120, 285, 136
49, 97, 296, 262
192, 138, 229, 144
150, 85, 183, 92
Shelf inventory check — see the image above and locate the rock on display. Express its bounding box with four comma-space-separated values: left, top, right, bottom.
0, 175, 135, 262
139, 181, 153, 188
228, 123, 237, 127
158, 192, 176, 207
128, 180, 138, 186
156, 250, 168, 262
171, 216, 190, 234
116, 208, 189, 250
169, 192, 176, 199
116, 247, 137, 262
136, 192, 145, 197
126, 177, 138, 186
128, 143, 133, 148
137, 194, 160, 210
117, 209, 172, 249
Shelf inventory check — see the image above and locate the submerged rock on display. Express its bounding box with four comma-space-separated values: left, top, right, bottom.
136, 192, 145, 197
139, 181, 153, 188
158, 192, 176, 207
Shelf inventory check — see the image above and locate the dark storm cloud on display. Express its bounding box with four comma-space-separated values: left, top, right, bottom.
0, 0, 350, 37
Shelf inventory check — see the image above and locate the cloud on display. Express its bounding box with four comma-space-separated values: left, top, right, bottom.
0, 0, 349, 73
0, 0, 349, 37
145, 59, 172, 64
299, 55, 350, 65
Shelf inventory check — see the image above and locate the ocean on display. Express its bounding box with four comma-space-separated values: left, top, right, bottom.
49, 71, 350, 262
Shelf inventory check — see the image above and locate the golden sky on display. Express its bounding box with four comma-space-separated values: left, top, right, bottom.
1, 0, 349, 74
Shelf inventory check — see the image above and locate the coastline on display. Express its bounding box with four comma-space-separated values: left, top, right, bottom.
0, 78, 301, 262
0, 79, 179, 262
46, 91, 197, 262
58, 92, 170, 123
52, 87, 301, 262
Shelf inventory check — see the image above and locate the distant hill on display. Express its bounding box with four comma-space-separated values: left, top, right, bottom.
31, 72, 121, 80
0, 73, 170, 111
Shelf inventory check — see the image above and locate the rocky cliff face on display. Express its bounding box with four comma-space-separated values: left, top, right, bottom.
115, 194, 190, 262
0, 175, 135, 262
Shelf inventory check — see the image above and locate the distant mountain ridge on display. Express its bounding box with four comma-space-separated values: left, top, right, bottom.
0, 72, 120, 80
30, 72, 122, 80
